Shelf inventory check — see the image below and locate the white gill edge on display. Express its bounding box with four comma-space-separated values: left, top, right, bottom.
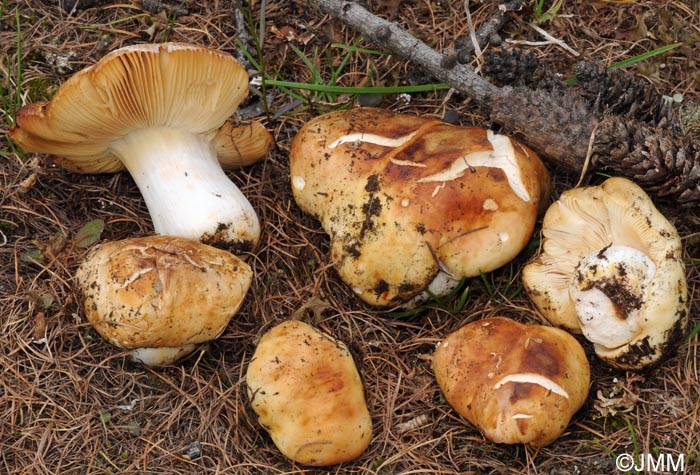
493, 372, 569, 399
417, 130, 530, 202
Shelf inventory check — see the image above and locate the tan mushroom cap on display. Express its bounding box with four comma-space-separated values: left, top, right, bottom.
522, 177, 688, 369
290, 107, 550, 307
246, 320, 372, 466
9, 42, 272, 173
75, 235, 252, 355
433, 317, 590, 447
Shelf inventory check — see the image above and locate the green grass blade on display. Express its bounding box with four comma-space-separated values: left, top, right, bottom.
685, 322, 700, 344
288, 43, 317, 78
262, 80, 450, 95
332, 38, 363, 83
626, 417, 641, 468
593, 439, 618, 458
611, 42, 682, 70
15, 9, 21, 113
565, 42, 682, 85
329, 42, 389, 56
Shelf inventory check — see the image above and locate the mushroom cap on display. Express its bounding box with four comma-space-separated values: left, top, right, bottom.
75, 235, 252, 350
522, 177, 688, 369
290, 108, 550, 307
246, 320, 372, 466
433, 317, 590, 447
9, 42, 272, 173
214, 120, 275, 170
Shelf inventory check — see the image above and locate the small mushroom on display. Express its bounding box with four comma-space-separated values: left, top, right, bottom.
289, 107, 550, 307
75, 235, 252, 366
433, 317, 590, 447
246, 320, 372, 466
522, 177, 688, 369
9, 43, 274, 253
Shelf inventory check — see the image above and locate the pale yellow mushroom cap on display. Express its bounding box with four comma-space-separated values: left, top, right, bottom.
433, 317, 590, 447
75, 235, 253, 365
290, 107, 550, 307
246, 320, 372, 466
522, 177, 688, 369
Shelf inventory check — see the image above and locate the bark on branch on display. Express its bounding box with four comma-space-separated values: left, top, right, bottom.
307, 0, 700, 206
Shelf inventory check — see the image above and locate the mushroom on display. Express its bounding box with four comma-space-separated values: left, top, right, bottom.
9, 43, 274, 253
522, 177, 688, 369
75, 235, 253, 366
432, 317, 590, 447
289, 107, 550, 307
246, 320, 372, 466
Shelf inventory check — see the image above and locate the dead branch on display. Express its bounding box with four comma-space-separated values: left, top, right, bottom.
454, 0, 525, 64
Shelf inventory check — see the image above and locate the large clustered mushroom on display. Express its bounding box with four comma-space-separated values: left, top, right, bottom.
433, 317, 590, 447
9, 42, 273, 252
290, 107, 550, 307
75, 235, 253, 366
522, 177, 688, 369
246, 320, 372, 466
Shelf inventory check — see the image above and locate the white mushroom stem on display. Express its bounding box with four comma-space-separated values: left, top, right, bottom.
130, 344, 198, 366
569, 246, 655, 350
403, 270, 462, 308
110, 127, 260, 250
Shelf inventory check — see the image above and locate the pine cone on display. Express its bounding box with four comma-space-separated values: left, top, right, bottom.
592, 116, 700, 205
490, 86, 595, 172
573, 62, 675, 127
482, 49, 565, 92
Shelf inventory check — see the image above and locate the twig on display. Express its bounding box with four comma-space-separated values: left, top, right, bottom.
232, 0, 256, 70
464, 0, 482, 60
527, 23, 579, 57
456, 0, 524, 64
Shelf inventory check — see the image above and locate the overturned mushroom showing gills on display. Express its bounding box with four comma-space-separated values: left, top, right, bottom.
433, 317, 590, 447
75, 235, 253, 366
9, 43, 274, 252
522, 177, 688, 369
289, 107, 550, 307
246, 320, 372, 466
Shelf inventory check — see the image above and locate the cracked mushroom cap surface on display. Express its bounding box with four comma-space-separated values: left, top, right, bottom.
289, 107, 550, 307
75, 235, 252, 360
433, 317, 590, 447
246, 320, 372, 466
9, 42, 273, 173
522, 177, 688, 369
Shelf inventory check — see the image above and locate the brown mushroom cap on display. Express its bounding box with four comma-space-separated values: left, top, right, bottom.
9, 42, 272, 173
433, 317, 590, 447
290, 107, 550, 307
75, 235, 252, 359
246, 320, 372, 466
